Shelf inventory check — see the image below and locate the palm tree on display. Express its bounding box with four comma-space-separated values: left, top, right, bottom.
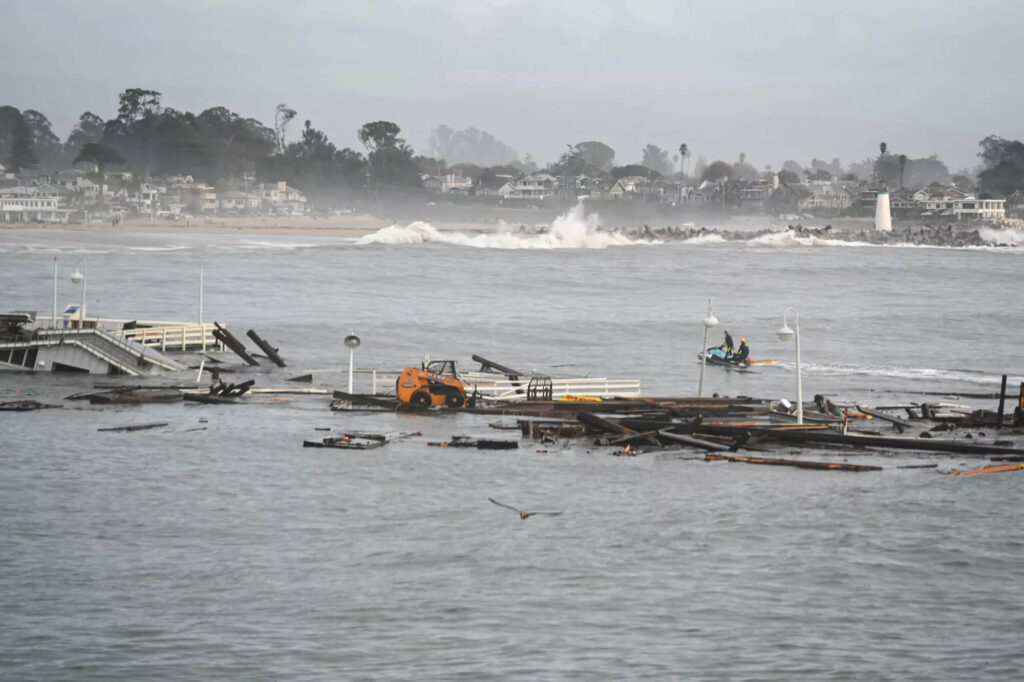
898, 154, 907, 188
879, 142, 887, 157
679, 143, 689, 178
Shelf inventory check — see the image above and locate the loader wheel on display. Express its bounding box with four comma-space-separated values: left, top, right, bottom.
410, 391, 432, 406
445, 394, 465, 408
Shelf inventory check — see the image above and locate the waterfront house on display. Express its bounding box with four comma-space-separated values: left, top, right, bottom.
0, 185, 71, 223
497, 173, 558, 199
255, 182, 307, 214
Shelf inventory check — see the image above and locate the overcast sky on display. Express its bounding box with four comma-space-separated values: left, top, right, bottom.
2, 0, 1020, 172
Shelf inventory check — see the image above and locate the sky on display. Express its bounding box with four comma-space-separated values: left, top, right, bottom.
2, 0, 1021, 172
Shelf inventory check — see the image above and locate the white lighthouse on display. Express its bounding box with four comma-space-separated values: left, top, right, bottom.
874, 190, 892, 231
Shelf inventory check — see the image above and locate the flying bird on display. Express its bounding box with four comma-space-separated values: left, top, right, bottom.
488, 497, 563, 520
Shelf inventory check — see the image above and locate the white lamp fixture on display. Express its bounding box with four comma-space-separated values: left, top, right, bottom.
344, 333, 361, 394
697, 298, 718, 398
776, 307, 803, 424
70, 260, 87, 329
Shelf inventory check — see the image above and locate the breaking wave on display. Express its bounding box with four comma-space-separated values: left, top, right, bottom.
356, 203, 654, 249
979, 226, 1024, 246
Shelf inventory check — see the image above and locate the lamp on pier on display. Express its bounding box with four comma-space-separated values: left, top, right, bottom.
70, 259, 87, 329
697, 298, 718, 398
776, 307, 803, 424
344, 333, 361, 394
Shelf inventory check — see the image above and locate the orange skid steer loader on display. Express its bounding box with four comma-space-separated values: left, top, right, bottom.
396, 360, 468, 408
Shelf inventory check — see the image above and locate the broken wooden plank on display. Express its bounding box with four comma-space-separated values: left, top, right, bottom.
656, 430, 731, 451
576, 410, 635, 436
0, 400, 62, 411
428, 436, 518, 449
951, 462, 1024, 476
705, 453, 882, 472
856, 405, 914, 431
98, 422, 169, 433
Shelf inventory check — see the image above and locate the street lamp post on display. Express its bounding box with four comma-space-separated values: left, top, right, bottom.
70, 260, 87, 329
777, 307, 803, 424
52, 256, 58, 329
344, 333, 361, 394
697, 298, 718, 398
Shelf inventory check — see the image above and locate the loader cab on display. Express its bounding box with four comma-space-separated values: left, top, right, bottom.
425, 360, 458, 378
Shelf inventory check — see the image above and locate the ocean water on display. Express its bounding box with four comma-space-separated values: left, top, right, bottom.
1, 212, 1023, 680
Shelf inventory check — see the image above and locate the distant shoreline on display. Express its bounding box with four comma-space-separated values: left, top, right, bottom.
0, 213, 497, 238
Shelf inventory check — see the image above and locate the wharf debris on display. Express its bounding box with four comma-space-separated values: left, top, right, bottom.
428, 436, 519, 450
951, 462, 1024, 476
183, 378, 256, 404
476, 377, 1024, 462
212, 322, 259, 366
0, 399, 62, 411
97, 422, 169, 433
303, 431, 421, 450
246, 330, 286, 368
704, 454, 882, 472
79, 388, 184, 405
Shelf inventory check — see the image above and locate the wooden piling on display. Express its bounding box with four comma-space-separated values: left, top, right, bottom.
246, 330, 286, 368
213, 322, 259, 366
996, 374, 1007, 427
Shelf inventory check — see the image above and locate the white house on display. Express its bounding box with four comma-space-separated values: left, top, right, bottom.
0, 185, 71, 222
218, 190, 261, 212
498, 173, 558, 199
256, 181, 307, 214
918, 195, 1005, 220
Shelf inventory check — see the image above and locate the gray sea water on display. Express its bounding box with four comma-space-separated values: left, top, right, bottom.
1, 219, 1023, 680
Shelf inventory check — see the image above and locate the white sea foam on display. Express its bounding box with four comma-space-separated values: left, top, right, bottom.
125, 245, 188, 252
236, 240, 322, 250
979, 226, 1024, 246
355, 202, 654, 249
681, 233, 726, 245
795, 362, 1018, 385
745, 231, 875, 248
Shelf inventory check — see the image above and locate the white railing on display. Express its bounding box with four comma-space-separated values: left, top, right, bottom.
117, 323, 222, 352
462, 375, 643, 401
363, 369, 641, 400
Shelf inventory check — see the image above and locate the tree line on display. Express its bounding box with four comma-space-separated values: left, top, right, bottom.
2, 89, 1023, 200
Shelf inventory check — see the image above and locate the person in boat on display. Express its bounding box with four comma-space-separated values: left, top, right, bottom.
721, 330, 734, 356
733, 338, 749, 362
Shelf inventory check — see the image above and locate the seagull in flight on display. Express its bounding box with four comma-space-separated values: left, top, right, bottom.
489, 497, 563, 520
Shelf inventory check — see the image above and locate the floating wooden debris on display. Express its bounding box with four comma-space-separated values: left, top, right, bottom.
84, 389, 183, 405
98, 422, 169, 433
951, 462, 1024, 476
303, 431, 420, 450
428, 436, 519, 450
0, 399, 62, 411
705, 454, 882, 472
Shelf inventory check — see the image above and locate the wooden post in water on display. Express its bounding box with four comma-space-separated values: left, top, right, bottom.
246, 329, 286, 367
996, 374, 1007, 428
